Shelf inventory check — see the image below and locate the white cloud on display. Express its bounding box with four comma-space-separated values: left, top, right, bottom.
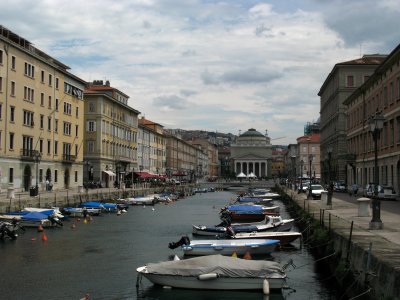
0, 0, 397, 144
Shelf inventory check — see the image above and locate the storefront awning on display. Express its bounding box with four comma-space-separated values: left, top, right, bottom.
102, 170, 116, 176
134, 172, 155, 178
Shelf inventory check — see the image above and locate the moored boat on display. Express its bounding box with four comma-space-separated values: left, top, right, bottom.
231, 231, 302, 245
136, 254, 287, 291
168, 236, 279, 256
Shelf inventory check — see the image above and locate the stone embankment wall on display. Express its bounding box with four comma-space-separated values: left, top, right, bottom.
279, 186, 400, 300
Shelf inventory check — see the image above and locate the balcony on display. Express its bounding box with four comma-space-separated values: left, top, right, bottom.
62, 154, 76, 163
20, 149, 41, 161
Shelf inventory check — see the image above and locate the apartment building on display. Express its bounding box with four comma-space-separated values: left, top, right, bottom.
344, 43, 400, 192
188, 138, 219, 179
84, 80, 140, 188
297, 133, 321, 180
0, 25, 86, 192
319, 55, 386, 184
138, 117, 166, 176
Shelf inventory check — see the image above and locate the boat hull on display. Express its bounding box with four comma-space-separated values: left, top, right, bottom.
233, 231, 302, 245
182, 239, 279, 256
138, 270, 286, 290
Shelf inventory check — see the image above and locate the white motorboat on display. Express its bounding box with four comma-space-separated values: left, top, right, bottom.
231, 231, 302, 245
61, 207, 101, 217
168, 236, 279, 256
125, 195, 155, 205
193, 215, 295, 236
136, 254, 287, 291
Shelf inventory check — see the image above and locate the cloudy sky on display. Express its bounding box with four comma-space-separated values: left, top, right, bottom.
1, 0, 399, 144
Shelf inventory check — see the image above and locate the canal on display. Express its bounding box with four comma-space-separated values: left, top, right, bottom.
0, 190, 341, 299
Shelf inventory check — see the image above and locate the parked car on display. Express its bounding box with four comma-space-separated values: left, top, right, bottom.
377, 186, 398, 200
333, 181, 347, 192
297, 181, 310, 193
310, 184, 325, 199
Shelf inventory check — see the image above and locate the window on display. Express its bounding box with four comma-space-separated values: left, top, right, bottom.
10, 106, 15, 122
55, 98, 59, 111
0, 49, 3, 64
75, 125, 79, 136
39, 139, 43, 153
0, 103, 2, 119
63, 102, 72, 115
24, 86, 35, 102
383, 86, 388, 107
24, 62, 35, 78
48, 96, 52, 108
63, 122, 71, 135
41, 70, 45, 83
40, 115, 44, 129
88, 141, 95, 152
47, 140, 51, 154
39, 169, 43, 183
48, 117, 51, 130
89, 102, 95, 112
9, 132, 14, 150
55, 78, 59, 89
10, 57, 16, 70
10, 81, 15, 96
87, 121, 96, 132
55, 119, 58, 133
75, 171, 78, 183
75, 144, 78, 156
9, 168, 14, 184
40, 93, 44, 106
49, 74, 52, 86
55, 170, 58, 183
0, 76, 2, 92
23, 110, 34, 126
54, 141, 58, 155
346, 75, 354, 87
76, 107, 79, 117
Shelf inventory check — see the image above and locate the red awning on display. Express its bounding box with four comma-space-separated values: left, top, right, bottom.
134, 172, 155, 178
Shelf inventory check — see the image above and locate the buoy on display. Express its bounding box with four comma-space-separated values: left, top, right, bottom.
152, 207, 155, 211
83, 218, 88, 224
142, 205, 146, 209
79, 293, 90, 300
243, 251, 252, 260
173, 255, 180, 261
70, 224, 76, 230
117, 210, 121, 216
263, 279, 270, 295
31, 237, 37, 241
76, 218, 81, 222
231, 252, 237, 258
37, 225, 44, 232
42, 232, 48, 241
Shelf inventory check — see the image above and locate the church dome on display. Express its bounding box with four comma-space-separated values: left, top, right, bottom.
240, 128, 264, 138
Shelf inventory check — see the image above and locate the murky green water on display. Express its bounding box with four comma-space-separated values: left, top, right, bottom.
0, 191, 340, 299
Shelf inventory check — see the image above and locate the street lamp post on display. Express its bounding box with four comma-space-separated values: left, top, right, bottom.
327, 146, 333, 206
83, 160, 90, 192
291, 155, 296, 190
308, 154, 313, 199
369, 113, 385, 230
34, 151, 41, 196
299, 160, 304, 193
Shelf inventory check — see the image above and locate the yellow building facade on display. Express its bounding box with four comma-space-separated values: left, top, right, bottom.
0, 25, 86, 192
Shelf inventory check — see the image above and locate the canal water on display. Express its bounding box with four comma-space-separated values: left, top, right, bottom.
1, 190, 341, 299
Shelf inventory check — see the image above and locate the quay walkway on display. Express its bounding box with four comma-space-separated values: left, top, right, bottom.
283, 186, 400, 300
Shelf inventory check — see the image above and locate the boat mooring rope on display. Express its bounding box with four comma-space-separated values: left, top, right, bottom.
286, 252, 336, 273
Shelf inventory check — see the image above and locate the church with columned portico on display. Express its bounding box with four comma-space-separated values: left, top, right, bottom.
230, 128, 272, 178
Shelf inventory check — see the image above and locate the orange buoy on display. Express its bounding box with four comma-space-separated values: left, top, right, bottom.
243, 251, 252, 260
37, 225, 44, 232
42, 232, 48, 241
231, 252, 237, 258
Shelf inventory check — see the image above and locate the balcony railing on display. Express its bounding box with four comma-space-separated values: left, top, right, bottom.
20, 149, 41, 161
62, 154, 76, 163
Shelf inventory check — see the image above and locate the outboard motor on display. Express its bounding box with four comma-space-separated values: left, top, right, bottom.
48, 214, 63, 227
168, 236, 190, 249
0, 222, 18, 240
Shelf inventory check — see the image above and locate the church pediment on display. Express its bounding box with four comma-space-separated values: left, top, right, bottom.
232, 153, 269, 160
